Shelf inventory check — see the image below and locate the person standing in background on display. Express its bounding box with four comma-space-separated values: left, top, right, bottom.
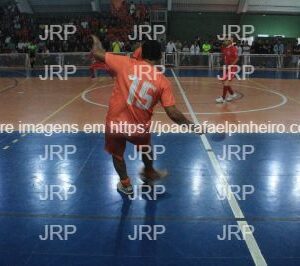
175, 40, 182, 52
166, 40, 177, 53
112, 39, 122, 53
273, 39, 284, 55
273, 39, 284, 67
190, 41, 200, 55
242, 40, 251, 65
28, 40, 38, 68
202, 40, 212, 54
216, 39, 239, 104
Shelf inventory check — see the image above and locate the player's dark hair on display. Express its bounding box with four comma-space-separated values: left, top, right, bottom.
142, 40, 162, 61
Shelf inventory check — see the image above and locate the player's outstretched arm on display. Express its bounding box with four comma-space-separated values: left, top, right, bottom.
164, 105, 192, 125
164, 105, 204, 134
165, 105, 204, 135
91, 35, 106, 61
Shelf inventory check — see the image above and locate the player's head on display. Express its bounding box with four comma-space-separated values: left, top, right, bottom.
223, 39, 233, 47
142, 40, 162, 61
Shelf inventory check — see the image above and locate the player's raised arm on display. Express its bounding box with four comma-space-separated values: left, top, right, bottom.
91, 35, 106, 61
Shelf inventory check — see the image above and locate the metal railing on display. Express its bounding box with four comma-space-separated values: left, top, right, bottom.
165, 52, 300, 69
0, 52, 299, 78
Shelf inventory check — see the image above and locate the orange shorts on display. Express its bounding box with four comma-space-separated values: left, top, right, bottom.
105, 132, 151, 160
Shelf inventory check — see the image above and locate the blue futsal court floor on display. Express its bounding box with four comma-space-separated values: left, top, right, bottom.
0, 69, 299, 266
0, 133, 300, 265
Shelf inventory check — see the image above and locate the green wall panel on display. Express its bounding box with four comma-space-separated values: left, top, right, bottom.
168, 12, 300, 40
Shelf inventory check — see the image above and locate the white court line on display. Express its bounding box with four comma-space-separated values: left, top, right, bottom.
81, 82, 287, 115
171, 69, 267, 266
1, 81, 97, 150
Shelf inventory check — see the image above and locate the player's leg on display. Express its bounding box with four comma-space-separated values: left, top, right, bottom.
226, 80, 238, 101
216, 79, 229, 103
105, 132, 133, 195
112, 155, 128, 179
226, 66, 239, 101
112, 155, 133, 194
216, 67, 238, 103
90, 65, 96, 78
130, 134, 167, 184
30, 55, 35, 68
139, 145, 167, 183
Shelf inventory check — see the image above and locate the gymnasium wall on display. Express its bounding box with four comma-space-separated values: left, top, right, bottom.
240, 14, 300, 38
168, 12, 300, 40
168, 12, 240, 41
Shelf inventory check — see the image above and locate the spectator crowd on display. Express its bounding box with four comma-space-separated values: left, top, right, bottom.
165, 37, 300, 55
0, 1, 151, 54
1, 1, 300, 56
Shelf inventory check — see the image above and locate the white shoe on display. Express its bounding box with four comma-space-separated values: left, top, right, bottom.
216, 96, 226, 104
117, 182, 134, 195
227, 93, 238, 102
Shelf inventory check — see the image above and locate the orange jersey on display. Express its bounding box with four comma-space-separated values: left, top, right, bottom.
105, 53, 175, 129
132, 47, 143, 60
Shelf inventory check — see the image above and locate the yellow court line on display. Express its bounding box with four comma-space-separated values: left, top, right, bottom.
2, 82, 97, 150
0, 77, 28, 93
38, 82, 97, 124
283, 95, 300, 105
39, 91, 87, 124
0, 86, 12, 93
249, 79, 300, 106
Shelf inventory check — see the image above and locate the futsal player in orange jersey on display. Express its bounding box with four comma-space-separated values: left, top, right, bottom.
91, 35, 198, 195
216, 39, 239, 103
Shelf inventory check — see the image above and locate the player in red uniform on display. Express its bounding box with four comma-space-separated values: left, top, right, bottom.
91, 35, 199, 195
216, 39, 239, 103
89, 52, 113, 79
